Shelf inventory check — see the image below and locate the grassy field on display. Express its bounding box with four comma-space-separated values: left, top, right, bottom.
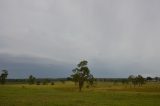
0, 81, 160, 106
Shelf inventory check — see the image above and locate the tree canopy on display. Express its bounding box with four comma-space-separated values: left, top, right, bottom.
28, 75, 36, 85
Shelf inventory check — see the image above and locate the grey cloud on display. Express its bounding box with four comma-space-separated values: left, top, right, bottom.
0, 0, 160, 78
0, 53, 73, 78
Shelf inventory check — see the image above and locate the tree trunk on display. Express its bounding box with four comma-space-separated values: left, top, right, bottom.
79, 80, 84, 92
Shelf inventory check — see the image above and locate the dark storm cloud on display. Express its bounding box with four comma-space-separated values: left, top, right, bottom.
0, 0, 160, 78
0, 53, 72, 78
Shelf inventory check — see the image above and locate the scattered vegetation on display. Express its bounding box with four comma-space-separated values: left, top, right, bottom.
0, 70, 8, 84
128, 75, 145, 87
0, 81, 160, 106
1, 61, 160, 106
28, 75, 36, 85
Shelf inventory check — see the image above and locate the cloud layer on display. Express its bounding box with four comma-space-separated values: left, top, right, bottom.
0, 0, 160, 78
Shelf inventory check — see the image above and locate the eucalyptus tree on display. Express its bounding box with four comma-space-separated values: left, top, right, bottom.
128, 75, 145, 87
28, 75, 36, 85
0, 70, 8, 84
71, 60, 94, 91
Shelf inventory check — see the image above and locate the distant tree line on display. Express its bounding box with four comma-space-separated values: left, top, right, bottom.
1, 60, 160, 93
27, 75, 56, 85
127, 75, 145, 87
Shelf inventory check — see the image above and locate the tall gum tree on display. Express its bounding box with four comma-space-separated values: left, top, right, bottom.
71, 60, 93, 91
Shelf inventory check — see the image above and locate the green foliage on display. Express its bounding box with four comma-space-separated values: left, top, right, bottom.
146, 76, 152, 81
71, 60, 94, 91
28, 75, 36, 85
128, 75, 145, 87
0, 70, 8, 84
155, 77, 160, 81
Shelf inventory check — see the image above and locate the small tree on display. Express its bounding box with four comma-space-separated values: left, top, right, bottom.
0, 70, 8, 84
137, 75, 145, 86
132, 77, 138, 87
28, 75, 36, 85
128, 75, 135, 87
146, 77, 152, 81
71, 60, 93, 91
128, 75, 145, 87
155, 77, 160, 82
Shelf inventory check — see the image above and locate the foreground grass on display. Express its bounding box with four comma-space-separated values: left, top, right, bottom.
0, 82, 160, 106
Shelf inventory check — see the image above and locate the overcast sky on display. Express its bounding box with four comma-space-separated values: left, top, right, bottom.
0, 0, 160, 78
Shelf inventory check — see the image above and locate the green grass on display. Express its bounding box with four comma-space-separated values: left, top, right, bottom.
0, 82, 160, 106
